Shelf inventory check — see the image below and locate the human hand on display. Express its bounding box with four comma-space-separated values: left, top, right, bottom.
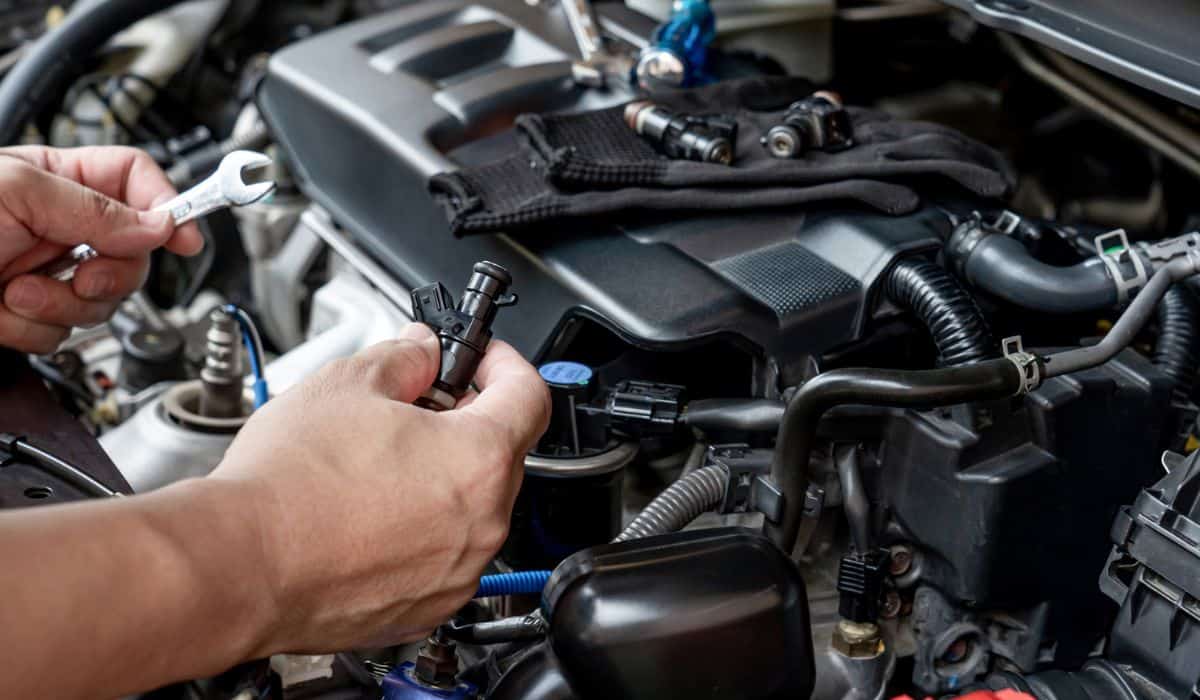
0, 146, 203, 353
210, 323, 551, 653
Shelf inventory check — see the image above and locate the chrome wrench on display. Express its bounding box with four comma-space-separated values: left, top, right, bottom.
39, 150, 276, 282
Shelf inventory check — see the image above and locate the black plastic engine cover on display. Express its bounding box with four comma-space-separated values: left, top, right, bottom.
257, 1, 945, 378
543, 528, 815, 700
879, 348, 1170, 609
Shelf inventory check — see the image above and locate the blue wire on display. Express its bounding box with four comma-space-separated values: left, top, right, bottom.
225, 304, 270, 410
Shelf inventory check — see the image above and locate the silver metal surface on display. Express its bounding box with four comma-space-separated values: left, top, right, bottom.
525, 440, 639, 478
41, 151, 276, 282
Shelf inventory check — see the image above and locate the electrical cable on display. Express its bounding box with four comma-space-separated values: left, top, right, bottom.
476, 571, 553, 598
0, 433, 120, 499
224, 305, 269, 409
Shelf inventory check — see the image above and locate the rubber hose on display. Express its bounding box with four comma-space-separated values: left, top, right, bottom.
1155, 285, 1200, 404
954, 231, 1120, 314
680, 398, 785, 433
766, 359, 1027, 551
614, 465, 727, 542
476, 571, 553, 598
885, 258, 997, 366
0, 0, 188, 145
835, 445, 870, 555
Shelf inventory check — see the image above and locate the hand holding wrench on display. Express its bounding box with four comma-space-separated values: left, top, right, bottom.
39, 150, 276, 282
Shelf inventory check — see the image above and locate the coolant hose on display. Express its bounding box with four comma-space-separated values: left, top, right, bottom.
614, 465, 727, 542
476, 571, 553, 598
1155, 285, 1200, 404
884, 257, 997, 365
766, 359, 1027, 551
950, 227, 1121, 314
0, 0, 189, 145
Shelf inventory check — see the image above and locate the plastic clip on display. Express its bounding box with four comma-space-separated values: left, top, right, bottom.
1094, 229, 1148, 305
1002, 336, 1041, 395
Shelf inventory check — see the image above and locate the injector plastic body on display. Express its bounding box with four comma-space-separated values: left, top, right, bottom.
411, 262, 517, 411
624, 101, 737, 165
762, 92, 854, 159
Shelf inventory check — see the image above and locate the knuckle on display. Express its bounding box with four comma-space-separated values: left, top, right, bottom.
86, 190, 118, 222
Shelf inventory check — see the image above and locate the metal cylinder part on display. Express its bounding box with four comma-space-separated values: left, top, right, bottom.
199, 308, 245, 419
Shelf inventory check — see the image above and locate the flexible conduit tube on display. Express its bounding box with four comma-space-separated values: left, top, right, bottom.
614, 465, 727, 542
0, 0, 188, 145
1155, 286, 1200, 405
885, 258, 997, 365
476, 571, 553, 598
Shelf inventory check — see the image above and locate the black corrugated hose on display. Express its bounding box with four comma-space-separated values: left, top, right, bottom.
1155, 285, 1200, 405
885, 257, 997, 366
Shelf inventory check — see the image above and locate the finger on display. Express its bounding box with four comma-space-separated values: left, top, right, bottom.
149, 191, 204, 257
0, 306, 69, 354
0, 159, 174, 258
4, 275, 120, 327
0, 241, 67, 283
72, 255, 150, 302
352, 324, 442, 403
457, 341, 550, 453
1, 146, 174, 210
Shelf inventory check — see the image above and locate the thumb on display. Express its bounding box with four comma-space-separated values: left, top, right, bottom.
352, 323, 442, 404
0, 159, 174, 258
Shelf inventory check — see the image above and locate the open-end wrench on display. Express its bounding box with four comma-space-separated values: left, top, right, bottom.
38, 150, 276, 282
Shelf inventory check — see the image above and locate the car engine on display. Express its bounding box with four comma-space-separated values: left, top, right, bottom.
4, 1, 1200, 699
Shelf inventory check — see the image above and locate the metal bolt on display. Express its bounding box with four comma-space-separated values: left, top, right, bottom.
832, 619, 884, 659
414, 628, 459, 688
881, 590, 902, 619
889, 543, 914, 576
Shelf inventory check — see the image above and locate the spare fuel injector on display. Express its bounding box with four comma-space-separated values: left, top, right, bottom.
623, 101, 737, 165
411, 261, 517, 411
761, 92, 854, 159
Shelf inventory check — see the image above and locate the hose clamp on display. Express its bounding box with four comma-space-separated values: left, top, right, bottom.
1095, 229, 1148, 305
1002, 336, 1041, 395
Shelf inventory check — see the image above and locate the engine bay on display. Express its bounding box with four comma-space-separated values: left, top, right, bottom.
4, 1, 1200, 698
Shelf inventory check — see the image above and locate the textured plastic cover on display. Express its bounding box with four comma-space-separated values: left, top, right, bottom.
258, 1, 944, 375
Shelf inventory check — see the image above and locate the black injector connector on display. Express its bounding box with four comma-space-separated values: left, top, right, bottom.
761, 91, 854, 159
411, 261, 517, 411
624, 100, 738, 165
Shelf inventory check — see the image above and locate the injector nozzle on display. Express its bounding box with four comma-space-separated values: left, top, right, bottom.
411, 261, 518, 411
624, 101, 737, 165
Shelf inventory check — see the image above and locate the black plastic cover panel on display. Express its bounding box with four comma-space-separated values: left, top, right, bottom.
943, 0, 1200, 109
259, 1, 944, 368
544, 528, 815, 700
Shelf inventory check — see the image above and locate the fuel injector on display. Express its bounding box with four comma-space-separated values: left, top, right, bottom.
761, 92, 854, 159
624, 101, 737, 165
411, 261, 517, 411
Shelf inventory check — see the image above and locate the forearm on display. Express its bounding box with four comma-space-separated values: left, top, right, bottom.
0, 478, 276, 699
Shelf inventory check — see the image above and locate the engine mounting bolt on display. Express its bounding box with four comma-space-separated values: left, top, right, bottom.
889, 543, 914, 576
413, 627, 459, 688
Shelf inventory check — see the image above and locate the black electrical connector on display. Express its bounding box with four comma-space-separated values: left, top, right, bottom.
411, 261, 518, 411
837, 548, 890, 623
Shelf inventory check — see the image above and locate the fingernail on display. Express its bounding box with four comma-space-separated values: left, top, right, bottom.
79, 269, 113, 300
7, 278, 45, 313
137, 210, 173, 229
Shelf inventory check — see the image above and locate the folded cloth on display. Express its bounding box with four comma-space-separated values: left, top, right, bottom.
429, 77, 1014, 237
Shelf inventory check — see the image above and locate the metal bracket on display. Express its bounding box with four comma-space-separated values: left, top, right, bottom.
1002, 336, 1042, 395
1094, 229, 1149, 305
